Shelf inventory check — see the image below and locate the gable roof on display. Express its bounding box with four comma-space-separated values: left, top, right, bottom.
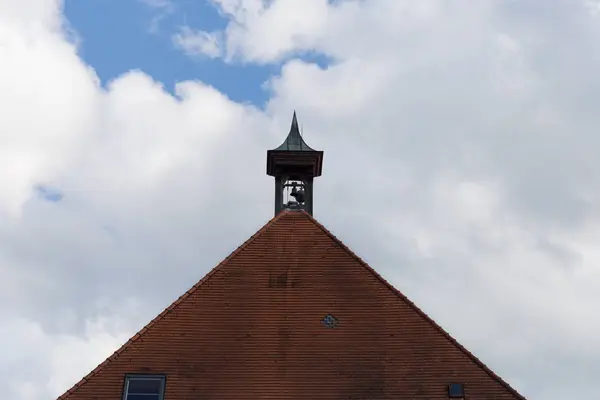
57, 210, 527, 400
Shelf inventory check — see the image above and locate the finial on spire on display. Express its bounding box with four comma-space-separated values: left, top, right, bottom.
291, 110, 299, 133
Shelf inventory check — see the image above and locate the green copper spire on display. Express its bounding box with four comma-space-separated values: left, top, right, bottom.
273, 111, 316, 151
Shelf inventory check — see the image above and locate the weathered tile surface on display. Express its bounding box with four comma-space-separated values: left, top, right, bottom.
58, 210, 526, 400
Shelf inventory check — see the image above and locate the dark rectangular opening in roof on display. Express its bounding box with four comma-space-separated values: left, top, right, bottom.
123, 374, 166, 400
448, 383, 465, 398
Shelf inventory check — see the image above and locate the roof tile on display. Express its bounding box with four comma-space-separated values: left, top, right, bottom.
57, 210, 526, 399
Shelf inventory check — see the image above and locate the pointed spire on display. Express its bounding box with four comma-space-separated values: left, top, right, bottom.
291, 110, 299, 135
272, 111, 315, 151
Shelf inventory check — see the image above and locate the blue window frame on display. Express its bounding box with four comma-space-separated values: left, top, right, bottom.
123, 374, 166, 400
448, 383, 465, 398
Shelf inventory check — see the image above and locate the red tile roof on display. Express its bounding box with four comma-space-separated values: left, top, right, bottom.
57, 210, 526, 399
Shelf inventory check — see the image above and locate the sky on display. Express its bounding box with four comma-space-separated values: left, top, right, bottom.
1, 0, 600, 398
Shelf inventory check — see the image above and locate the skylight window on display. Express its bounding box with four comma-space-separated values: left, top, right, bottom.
123, 375, 165, 400
321, 313, 339, 328
448, 383, 465, 398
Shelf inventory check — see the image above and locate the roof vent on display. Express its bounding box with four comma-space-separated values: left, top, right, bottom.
448, 383, 465, 398
321, 313, 338, 328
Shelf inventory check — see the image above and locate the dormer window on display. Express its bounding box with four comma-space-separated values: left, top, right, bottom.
123, 374, 165, 400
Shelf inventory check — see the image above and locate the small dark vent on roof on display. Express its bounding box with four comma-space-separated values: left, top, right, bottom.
321, 313, 338, 328
448, 383, 465, 398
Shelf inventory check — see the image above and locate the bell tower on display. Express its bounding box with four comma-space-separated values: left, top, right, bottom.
267, 112, 324, 216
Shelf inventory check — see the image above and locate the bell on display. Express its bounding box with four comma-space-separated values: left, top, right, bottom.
291, 188, 305, 203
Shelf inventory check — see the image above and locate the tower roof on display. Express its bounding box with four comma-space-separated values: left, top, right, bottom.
266, 112, 323, 178
272, 111, 316, 151
57, 211, 526, 400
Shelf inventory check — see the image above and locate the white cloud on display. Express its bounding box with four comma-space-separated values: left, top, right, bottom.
0, 0, 99, 217
0, 309, 135, 399
173, 27, 223, 58
3, 0, 600, 399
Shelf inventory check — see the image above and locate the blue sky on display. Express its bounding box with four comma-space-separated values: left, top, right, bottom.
8, 1, 600, 399
64, 0, 280, 105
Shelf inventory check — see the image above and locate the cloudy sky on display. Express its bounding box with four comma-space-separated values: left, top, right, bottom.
2, 0, 600, 398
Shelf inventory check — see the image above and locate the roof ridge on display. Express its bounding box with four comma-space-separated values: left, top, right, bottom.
297, 210, 527, 400
57, 211, 291, 400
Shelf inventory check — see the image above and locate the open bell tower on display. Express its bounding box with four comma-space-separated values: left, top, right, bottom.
266, 112, 324, 216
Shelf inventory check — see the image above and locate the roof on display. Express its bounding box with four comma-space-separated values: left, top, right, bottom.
57, 210, 527, 400
272, 112, 316, 151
